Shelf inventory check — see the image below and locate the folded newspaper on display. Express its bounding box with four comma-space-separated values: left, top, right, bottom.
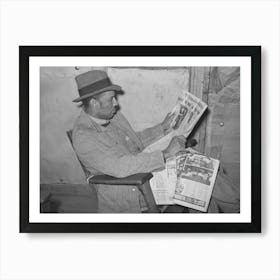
173, 151, 220, 212
145, 90, 219, 212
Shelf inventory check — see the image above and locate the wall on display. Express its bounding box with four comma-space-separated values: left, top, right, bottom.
40, 67, 89, 183
205, 67, 240, 187
108, 67, 189, 131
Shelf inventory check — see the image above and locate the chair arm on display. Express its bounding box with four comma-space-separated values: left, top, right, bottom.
88, 173, 153, 186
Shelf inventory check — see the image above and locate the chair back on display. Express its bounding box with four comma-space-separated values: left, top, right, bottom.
66, 130, 91, 179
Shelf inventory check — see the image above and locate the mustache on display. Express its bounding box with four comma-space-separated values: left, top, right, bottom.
112, 105, 120, 112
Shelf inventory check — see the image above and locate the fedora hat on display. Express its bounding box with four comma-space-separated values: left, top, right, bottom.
73, 70, 122, 102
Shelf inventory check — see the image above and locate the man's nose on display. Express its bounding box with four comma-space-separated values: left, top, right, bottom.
112, 97, 118, 107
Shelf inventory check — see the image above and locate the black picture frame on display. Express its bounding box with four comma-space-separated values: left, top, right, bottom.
20, 46, 261, 233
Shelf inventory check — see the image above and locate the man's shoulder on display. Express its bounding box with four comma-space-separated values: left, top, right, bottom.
72, 111, 99, 138
72, 112, 114, 150
112, 111, 130, 127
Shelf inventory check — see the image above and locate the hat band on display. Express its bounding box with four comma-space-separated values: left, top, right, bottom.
79, 78, 112, 96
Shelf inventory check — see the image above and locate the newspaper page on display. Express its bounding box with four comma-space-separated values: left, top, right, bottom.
149, 157, 177, 205
143, 90, 207, 153
173, 152, 220, 212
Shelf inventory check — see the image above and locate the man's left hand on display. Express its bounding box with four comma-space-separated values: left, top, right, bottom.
161, 112, 175, 134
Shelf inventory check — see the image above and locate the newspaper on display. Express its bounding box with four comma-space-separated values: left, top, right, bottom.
150, 150, 220, 211
143, 90, 207, 153
149, 157, 177, 205
173, 151, 220, 212
146, 90, 208, 206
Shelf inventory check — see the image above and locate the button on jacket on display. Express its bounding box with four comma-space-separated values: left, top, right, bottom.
72, 110, 166, 213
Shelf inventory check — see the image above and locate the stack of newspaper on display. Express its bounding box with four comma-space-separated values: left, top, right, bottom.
145, 90, 220, 212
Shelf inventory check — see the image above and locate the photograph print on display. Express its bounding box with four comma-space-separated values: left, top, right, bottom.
20, 46, 261, 232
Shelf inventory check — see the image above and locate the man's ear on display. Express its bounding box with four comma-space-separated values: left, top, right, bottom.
89, 98, 99, 109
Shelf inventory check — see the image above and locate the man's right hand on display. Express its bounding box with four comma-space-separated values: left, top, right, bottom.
162, 135, 186, 160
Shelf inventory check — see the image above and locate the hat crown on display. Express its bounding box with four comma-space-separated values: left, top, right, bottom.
75, 70, 108, 90
73, 70, 121, 102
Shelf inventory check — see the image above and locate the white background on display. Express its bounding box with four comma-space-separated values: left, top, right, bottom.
0, 0, 279, 280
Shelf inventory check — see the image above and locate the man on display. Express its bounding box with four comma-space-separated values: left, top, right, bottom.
72, 70, 240, 213
72, 70, 186, 213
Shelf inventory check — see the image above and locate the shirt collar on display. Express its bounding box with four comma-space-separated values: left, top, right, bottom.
87, 114, 110, 131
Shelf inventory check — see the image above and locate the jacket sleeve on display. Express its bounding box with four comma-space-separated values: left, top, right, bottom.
136, 123, 165, 148
73, 129, 165, 178
114, 112, 165, 149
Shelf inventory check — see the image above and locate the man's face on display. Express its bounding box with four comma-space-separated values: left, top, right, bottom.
93, 91, 119, 120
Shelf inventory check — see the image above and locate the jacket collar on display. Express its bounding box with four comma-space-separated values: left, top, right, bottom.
78, 109, 126, 133
79, 110, 104, 132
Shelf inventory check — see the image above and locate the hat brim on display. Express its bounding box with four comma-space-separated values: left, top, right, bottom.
72, 84, 122, 102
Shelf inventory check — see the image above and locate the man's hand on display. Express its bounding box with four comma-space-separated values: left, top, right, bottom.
162, 135, 186, 160
161, 112, 175, 135
186, 147, 202, 155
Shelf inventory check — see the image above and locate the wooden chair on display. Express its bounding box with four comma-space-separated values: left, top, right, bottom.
66, 130, 159, 213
